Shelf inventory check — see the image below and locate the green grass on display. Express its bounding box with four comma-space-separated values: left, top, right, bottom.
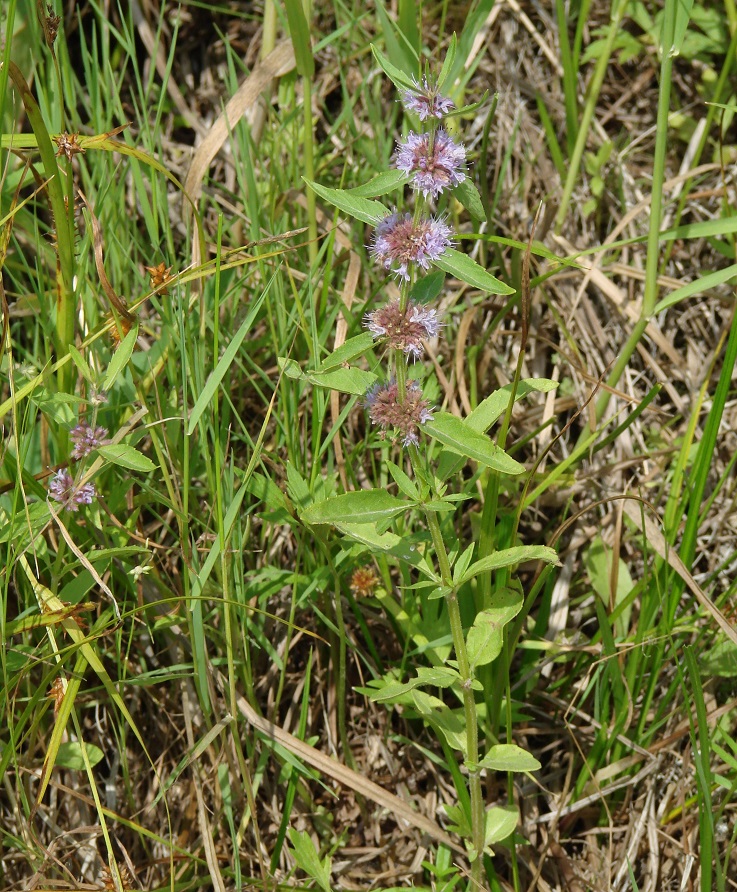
2, 1, 737, 891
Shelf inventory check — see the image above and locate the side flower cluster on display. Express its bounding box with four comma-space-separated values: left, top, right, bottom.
48, 418, 107, 511
364, 75, 466, 447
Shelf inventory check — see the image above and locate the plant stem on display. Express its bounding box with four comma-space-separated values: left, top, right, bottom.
424, 507, 485, 886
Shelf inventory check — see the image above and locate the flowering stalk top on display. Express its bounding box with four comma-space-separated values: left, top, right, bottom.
400, 76, 455, 121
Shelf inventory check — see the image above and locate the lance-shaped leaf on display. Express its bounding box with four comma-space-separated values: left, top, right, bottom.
304, 179, 387, 225
434, 248, 514, 295
302, 490, 409, 525
457, 545, 560, 586
423, 412, 524, 474
348, 169, 408, 198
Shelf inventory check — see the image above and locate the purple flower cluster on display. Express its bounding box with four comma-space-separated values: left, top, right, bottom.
370, 212, 452, 281
401, 76, 455, 121
70, 422, 108, 459
48, 417, 106, 510
362, 71, 464, 447
365, 379, 434, 446
48, 469, 96, 512
394, 130, 466, 199
365, 299, 441, 360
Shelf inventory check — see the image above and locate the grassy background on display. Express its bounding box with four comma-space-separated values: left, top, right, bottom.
2, 1, 737, 890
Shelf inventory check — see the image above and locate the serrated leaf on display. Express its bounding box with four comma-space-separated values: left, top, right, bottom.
478, 744, 541, 773
453, 178, 485, 220
349, 169, 408, 198
434, 248, 514, 294
305, 179, 387, 225
308, 367, 377, 396
97, 443, 157, 472
102, 324, 138, 391
303, 490, 408, 525
458, 546, 559, 586
466, 591, 523, 669
424, 412, 524, 474
318, 333, 376, 371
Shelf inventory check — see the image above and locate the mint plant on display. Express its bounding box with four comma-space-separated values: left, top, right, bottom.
299, 40, 560, 886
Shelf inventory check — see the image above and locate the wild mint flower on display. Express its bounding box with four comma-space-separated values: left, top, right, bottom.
400, 76, 454, 121
394, 130, 466, 198
370, 212, 452, 280
365, 379, 434, 446
365, 298, 442, 359
48, 469, 97, 511
70, 422, 108, 459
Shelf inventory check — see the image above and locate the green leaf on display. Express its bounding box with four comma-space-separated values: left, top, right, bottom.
318, 333, 377, 371
466, 590, 523, 669
369, 679, 415, 702
412, 690, 467, 755
349, 169, 408, 198
370, 43, 415, 92
478, 744, 541, 773
305, 179, 387, 225
467, 379, 559, 433
452, 179, 485, 221
484, 805, 518, 848
283, 0, 315, 78
288, 829, 331, 892
103, 324, 138, 391
437, 33, 457, 91
583, 536, 633, 639
433, 248, 514, 294
386, 460, 419, 500
452, 542, 476, 586
55, 741, 105, 771
653, 263, 737, 314
443, 802, 472, 838
414, 666, 462, 688
424, 412, 524, 474
332, 522, 423, 566
97, 443, 157, 472
458, 546, 560, 586
67, 344, 93, 382
187, 281, 271, 434
302, 490, 408, 525
279, 357, 303, 379
409, 269, 446, 304
308, 367, 376, 396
